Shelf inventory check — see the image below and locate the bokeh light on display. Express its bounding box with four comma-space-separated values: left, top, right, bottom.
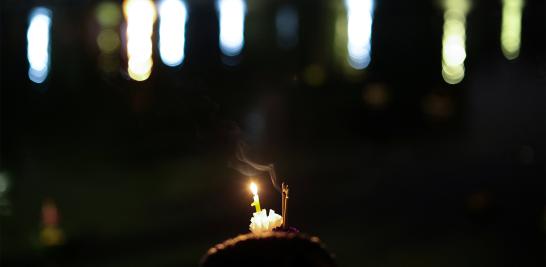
27, 7, 52, 84
123, 0, 157, 81
96, 2, 121, 74
0, 172, 10, 216
467, 192, 490, 212
96, 2, 121, 27
0, 173, 9, 195
362, 83, 389, 109
441, 0, 470, 84
275, 5, 299, 49
303, 64, 325, 87
422, 93, 454, 119
501, 0, 524, 60
97, 29, 120, 53
217, 0, 246, 57
40, 199, 64, 247
158, 0, 188, 67
344, 0, 374, 70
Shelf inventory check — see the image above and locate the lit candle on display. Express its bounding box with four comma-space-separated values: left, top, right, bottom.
249, 182, 261, 212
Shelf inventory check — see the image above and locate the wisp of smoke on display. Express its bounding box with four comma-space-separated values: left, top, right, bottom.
229, 141, 281, 192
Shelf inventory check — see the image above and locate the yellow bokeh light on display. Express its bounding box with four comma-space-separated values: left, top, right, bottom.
98, 53, 118, 73
96, 2, 121, 27
442, 63, 465, 84
40, 226, 64, 247
128, 58, 153, 81
303, 64, 325, 87
123, 0, 156, 81
501, 0, 524, 60
441, 0, 470, 85
97, 29, 120, 53
96, 2, 121, 74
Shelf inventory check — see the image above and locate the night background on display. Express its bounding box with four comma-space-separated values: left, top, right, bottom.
1, 0, 545, 266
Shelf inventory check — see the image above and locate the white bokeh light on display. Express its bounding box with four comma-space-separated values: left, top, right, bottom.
123, 0, 156, 81
345, 0, 374, 70
217, 0, 246, 57
159, 0, 188, 67
27, 7, 52, 84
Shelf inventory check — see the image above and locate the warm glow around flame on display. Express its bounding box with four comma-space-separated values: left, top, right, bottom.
250, 182, 258, 195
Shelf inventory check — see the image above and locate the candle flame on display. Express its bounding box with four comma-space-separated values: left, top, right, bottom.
250, 182, 258, 195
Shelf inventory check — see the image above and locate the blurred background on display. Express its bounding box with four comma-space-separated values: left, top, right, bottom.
1, 0, 545, 266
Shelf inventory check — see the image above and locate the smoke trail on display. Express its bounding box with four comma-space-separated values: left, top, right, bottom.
229, 141, 281, 192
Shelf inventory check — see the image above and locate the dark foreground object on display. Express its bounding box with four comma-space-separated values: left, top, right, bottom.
201, 232, 336, 267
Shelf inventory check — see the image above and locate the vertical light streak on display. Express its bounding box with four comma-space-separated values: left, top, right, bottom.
217, 0, 246, 57
27, 7, 52, 84
344, 0, 374, 70
123, 0, 157, 81
158, 0, 188, 67
501, 0, 524, 60
441, 0, 470, 84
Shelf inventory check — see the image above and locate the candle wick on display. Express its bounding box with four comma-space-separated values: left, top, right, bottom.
281, 182, 289, 229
